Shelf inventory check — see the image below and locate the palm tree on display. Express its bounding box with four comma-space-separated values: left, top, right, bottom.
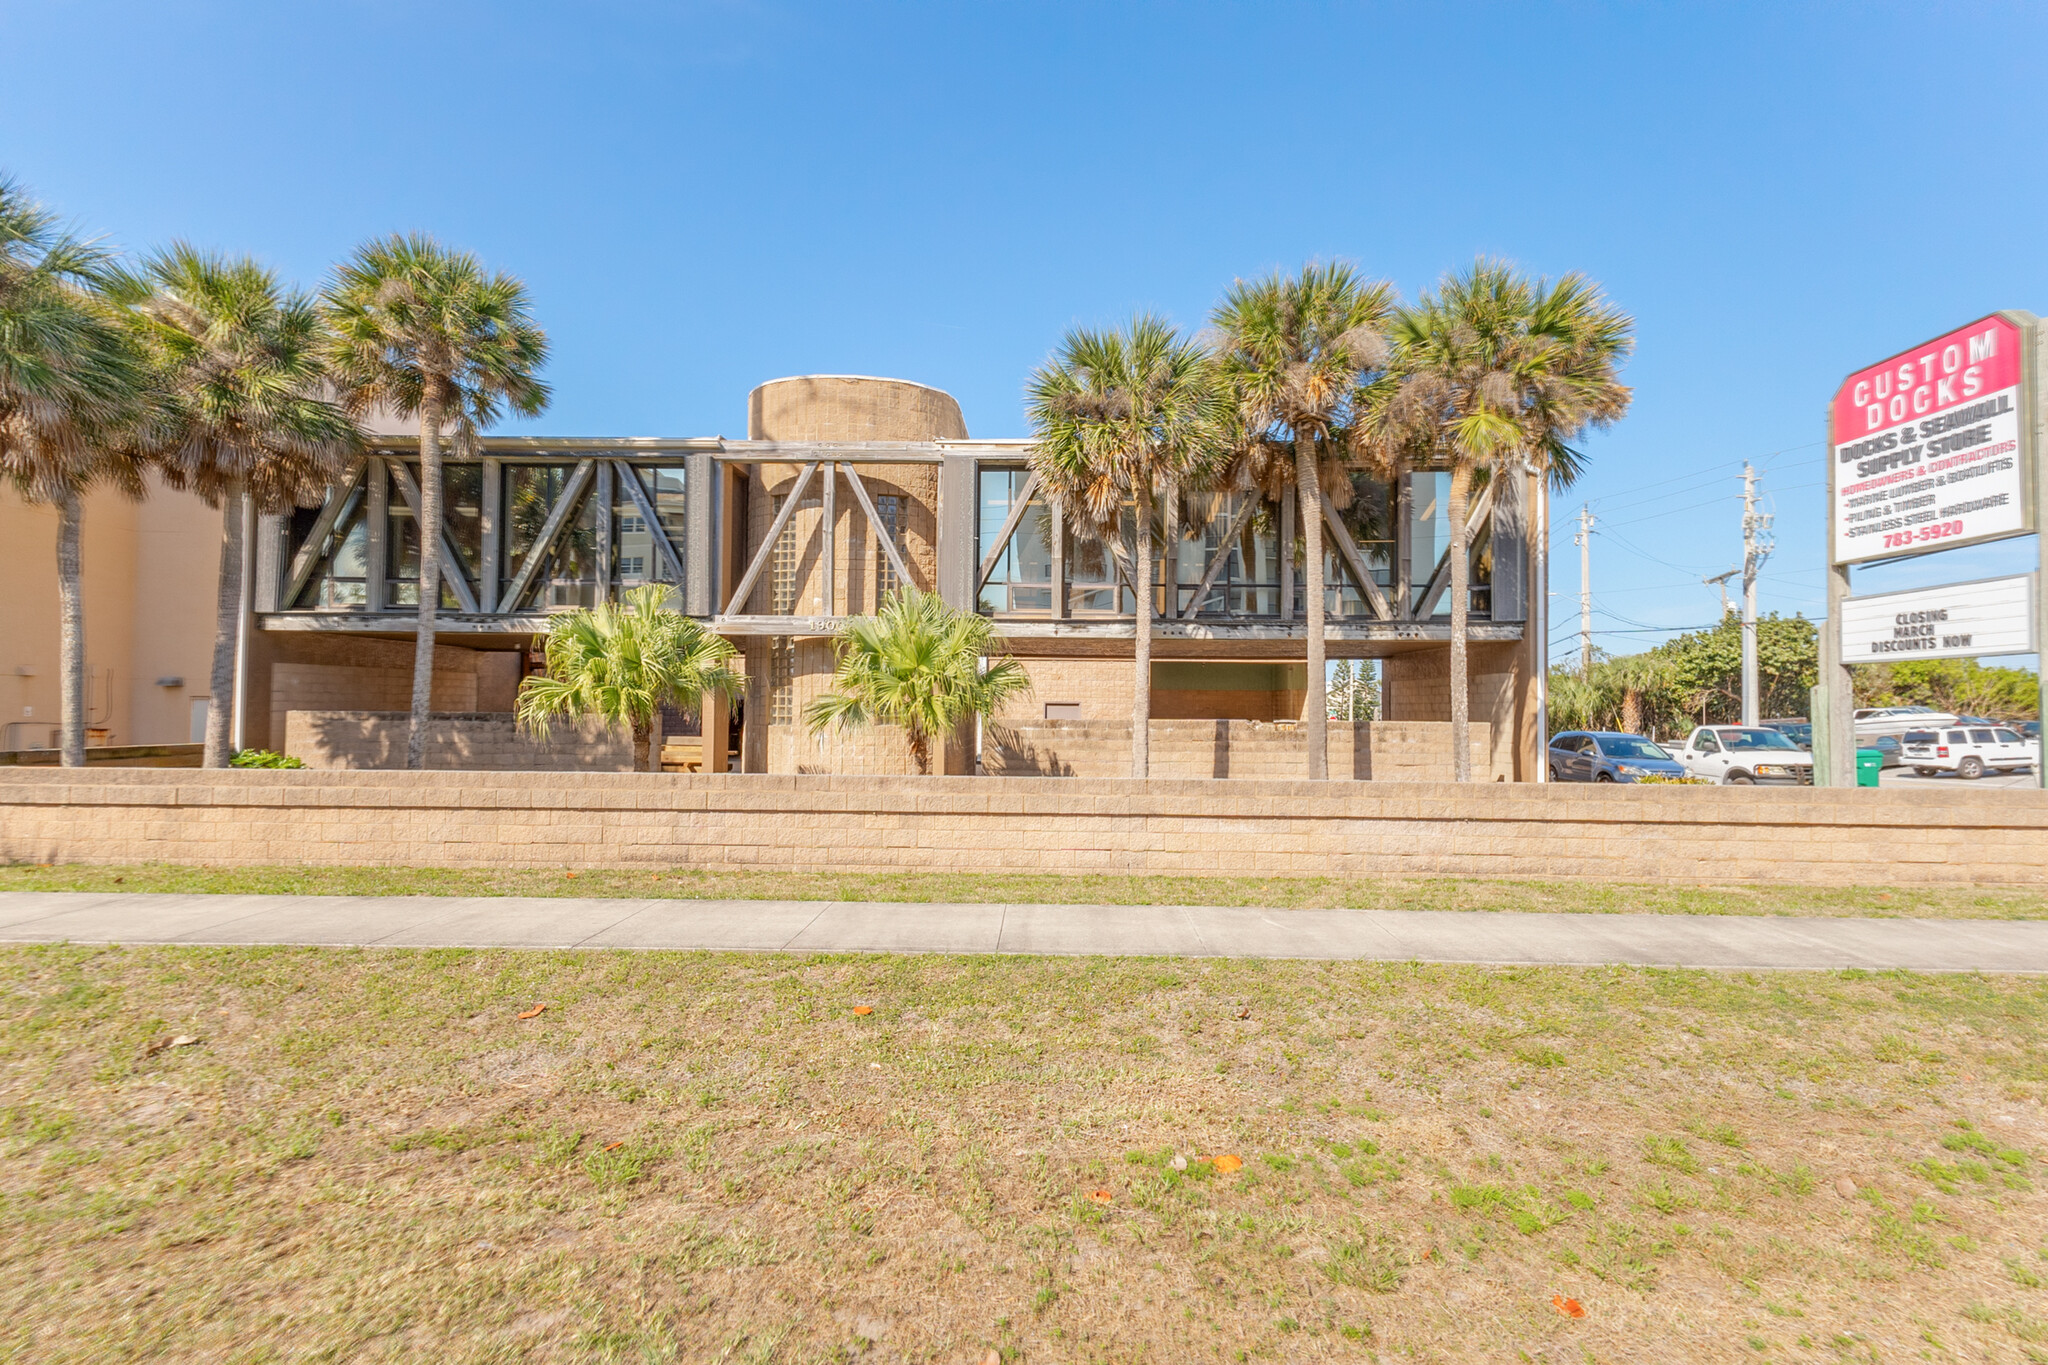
0, 178, 152, 767
115, 247, 362, 767
517, 584, 739, 772
1211, 264, 1394, 779
1026, 315, 1224, 777
1372, 260, 1632, 780
323, 235, 549, 770
805, 588, 1029, 775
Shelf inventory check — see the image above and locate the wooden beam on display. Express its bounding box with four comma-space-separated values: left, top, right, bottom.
1412, 483, 1495, 619
499, 459, 596, 613
365, 458, 388, 613
612, 460, 685, 585
385, 458, 482, 614
1184, 495, 1261, 618
593, 460, 614, 594
479, 457, 502, 612
281, 462, 366, 609
975, 470, 1040, 593
723, 461, 817, 614
840, 463, 916, 594
1320, 492, 1394, 621
820, 463, 836, 616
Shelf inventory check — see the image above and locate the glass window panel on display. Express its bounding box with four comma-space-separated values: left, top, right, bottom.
627, 465, 687, 586
977, 469, 1054, 614
1181, 491, 1280, 617
289, 484, 368, 610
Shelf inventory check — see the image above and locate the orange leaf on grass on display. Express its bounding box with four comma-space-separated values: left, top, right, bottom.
1087, 1189, 1113, 1205
1552, 1295, 1586, 1319
852, 1006, 874, 1016
603, 1141, 624, 1152
517, 1004, 547, 1020
1212, 1153, 1244, 1173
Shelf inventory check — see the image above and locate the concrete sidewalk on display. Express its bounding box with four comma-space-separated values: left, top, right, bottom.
0, 891, 2043, 971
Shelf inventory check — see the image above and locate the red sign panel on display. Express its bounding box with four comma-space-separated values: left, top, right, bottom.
1830, 313, 2032, 563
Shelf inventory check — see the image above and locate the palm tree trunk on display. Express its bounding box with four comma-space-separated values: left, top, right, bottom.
647, 707, 664, 773
1448, 463, 1473, 782
55, 489, 87, 769
1131, 488, 1153, 779
203, 484, 245, 768
406, 403, 444, 771
909, 729, 930, 776
632, 717, 651, 773
1294, 436, 1327, 780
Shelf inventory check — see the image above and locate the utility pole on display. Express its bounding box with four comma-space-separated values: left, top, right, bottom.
1575, 505, 1594, 672
1739, 464, 1774, 726
1704, 568, 1736, 619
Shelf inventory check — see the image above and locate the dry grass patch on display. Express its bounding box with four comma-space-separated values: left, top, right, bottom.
4, 862, 2045, 918
2, 947, 2047, 1361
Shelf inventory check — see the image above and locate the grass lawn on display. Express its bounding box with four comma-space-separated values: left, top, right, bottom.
3, 946, 2046, 1362
3, 863, 2046, 919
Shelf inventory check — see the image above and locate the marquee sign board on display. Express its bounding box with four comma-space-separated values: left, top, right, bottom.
1829, 312, 2037, 565
1836, 573, 2037, 663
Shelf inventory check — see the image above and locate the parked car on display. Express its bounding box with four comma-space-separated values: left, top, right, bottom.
2018, 720, 2042, 741
1548, 732, 1689, 783
1853, 705, 1956, 738
1865, 733, 1904, 769
1901, 725, 2040, 778
1675, 726, 1815, 785
1762, 719, 1812, 748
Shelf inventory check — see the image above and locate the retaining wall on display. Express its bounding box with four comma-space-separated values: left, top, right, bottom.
282, 711, 633, 771
984, 719, 1499, 781
3, 769, 2044, 885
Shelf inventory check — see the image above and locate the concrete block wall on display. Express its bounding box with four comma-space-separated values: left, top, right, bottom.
983, 719, 1500, 781
3, 769, 2043, 886
282, 711, 632, 771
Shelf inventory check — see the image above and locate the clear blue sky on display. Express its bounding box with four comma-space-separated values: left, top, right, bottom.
4, 0, 2042, 668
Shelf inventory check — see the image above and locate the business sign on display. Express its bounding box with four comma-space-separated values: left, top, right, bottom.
1837, 573, 2037, 662
1830, 312, 2036, 565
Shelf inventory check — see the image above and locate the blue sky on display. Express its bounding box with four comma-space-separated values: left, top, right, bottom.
4, 0, 2043, 668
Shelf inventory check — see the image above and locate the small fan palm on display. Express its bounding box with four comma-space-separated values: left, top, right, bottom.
114, 246, 362, 767
0, 177, 153, 766
1369, 259, 1632, 780
517, 585, 740, 772
324, 235, 549, 770
805, 589, 1029, 775
1026, 315, 1225, 777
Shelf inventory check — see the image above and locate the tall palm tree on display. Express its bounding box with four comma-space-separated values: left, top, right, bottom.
323, 235, 549, 770
806, 588, 1029, 775
1371, 260, 1632, 780
1211, 264, 1394, 779
0, 177, 152, 767
116, 247, 362, 767
517, 584, 739, 772
1026, 315, 1224, 778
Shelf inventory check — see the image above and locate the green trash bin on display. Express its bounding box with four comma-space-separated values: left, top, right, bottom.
1856, 749, 1883, 787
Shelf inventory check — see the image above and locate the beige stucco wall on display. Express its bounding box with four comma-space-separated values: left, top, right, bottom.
6, 769, 2043, 886
1, 475, 220, 750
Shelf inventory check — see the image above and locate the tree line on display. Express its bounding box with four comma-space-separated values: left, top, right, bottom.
1546, 612, 2040, 739
1023, 261, 1633, 780
0, 176, 548, 769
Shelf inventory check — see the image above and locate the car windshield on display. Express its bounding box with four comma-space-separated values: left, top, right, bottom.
1599, 738, 1671, 760
1717, 728, 1801, 752
1773, 724, 1812, 745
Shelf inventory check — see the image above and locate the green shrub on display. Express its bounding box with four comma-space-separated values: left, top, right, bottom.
230, 749, 303, 769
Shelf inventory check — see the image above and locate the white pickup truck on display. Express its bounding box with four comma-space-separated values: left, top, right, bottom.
1900, 725, 2039, 779
1676, 726, 1816, 785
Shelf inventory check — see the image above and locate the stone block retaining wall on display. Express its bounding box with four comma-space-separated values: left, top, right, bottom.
3, 769, 2043, 885
983, 719, 1500, 781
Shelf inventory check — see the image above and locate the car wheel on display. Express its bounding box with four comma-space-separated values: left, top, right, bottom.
1595, 773, 1615, 783
1724, 771, 1755, 785
1958, 756, 1985, 780
1913, 767, 1937, 776
1549, 765, 1563, 781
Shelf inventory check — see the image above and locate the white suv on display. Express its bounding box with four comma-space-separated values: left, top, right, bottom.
1676, 726, 1816, 785
1901, 725, 2039, 779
